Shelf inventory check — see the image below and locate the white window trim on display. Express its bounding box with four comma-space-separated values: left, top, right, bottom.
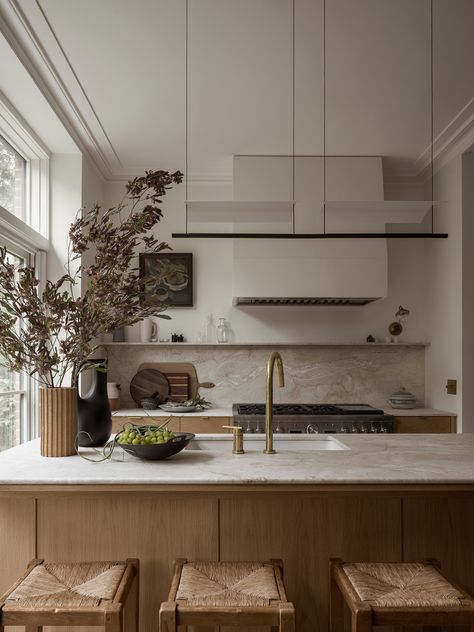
0, 90, 50, 241
0, 94, 50, 444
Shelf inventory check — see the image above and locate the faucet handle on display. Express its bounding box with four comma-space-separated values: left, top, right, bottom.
222, 425, 245, 454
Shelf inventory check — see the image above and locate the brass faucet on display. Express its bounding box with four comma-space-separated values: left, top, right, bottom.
264, 351, 285, 454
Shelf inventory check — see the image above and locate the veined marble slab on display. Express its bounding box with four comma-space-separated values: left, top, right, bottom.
0, 435, 473, 485
106, 344, 425, 409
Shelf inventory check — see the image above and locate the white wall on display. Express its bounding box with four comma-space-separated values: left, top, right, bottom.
425, 155, 462, 423
104, 179, 429, 347
48, 154, 82, 284
462, 152, 474, 432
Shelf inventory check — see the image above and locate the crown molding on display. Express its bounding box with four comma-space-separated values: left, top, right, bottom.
0, 0, 116, 180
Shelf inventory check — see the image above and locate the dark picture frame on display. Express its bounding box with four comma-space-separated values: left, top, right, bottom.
139, 252, 193, 307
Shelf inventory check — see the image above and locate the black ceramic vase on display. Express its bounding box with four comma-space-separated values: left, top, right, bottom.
77, 359, 112, 447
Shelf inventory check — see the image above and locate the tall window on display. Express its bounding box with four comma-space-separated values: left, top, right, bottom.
0, 248, 30, 452
0, 135, 25, 222
0, 131, 43, 452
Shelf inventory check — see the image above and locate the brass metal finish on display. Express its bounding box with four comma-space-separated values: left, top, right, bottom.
264, 352, 285, 454
446, 379, 457, 395
222, 426, 245, 454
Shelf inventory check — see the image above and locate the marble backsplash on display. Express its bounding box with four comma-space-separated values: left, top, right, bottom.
105, 344, 425, 409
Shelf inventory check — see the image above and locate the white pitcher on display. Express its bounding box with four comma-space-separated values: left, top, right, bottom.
140, 318, 157, 343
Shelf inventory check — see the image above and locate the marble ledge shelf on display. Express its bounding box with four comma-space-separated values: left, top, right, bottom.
101, 342, 429, 348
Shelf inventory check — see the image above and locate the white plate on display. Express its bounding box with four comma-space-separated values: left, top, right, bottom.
159, 405, 202, 413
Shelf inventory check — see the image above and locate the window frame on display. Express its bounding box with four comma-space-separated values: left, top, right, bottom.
0, 95, 50, 446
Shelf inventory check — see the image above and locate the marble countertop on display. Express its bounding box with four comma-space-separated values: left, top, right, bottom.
0, 434, 472, 486
113, 407, 455, 417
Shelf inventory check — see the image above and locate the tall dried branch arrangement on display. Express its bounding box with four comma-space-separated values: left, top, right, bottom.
0, 169, 183, 388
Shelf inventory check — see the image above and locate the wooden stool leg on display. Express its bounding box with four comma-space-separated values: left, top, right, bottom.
105, 606, 123, 632
279, 603, 295, 632
351, 608, 372, 632
25, 628, 42, 632
159, 601, 177, 632
329, 571, 345, 632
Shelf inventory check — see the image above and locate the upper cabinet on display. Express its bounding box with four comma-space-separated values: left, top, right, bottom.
181, 0, 472, 237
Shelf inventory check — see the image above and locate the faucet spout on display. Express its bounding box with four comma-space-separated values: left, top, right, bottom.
265, 351, 285, 454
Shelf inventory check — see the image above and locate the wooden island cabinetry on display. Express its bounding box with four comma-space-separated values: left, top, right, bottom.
0, 435, 473, 632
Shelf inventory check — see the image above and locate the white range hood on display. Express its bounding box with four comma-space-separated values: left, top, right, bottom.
232, 238, 387, 306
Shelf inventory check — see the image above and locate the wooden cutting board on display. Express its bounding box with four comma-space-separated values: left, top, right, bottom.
165, 373, 190, 402
130, 368, 170, 406
137, 362, 215, 400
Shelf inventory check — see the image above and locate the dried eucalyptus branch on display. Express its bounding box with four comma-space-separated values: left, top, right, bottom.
0, 169, 183, 387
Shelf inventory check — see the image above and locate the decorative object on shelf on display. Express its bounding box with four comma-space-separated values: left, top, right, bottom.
140, 318, 158, 343
366, 335, 376, 343
171, 333, 185, 342
112, 326, 125, 342
40, 387, 77, 457
130, 368, 170, 407
140, 252, 193, 306
102, 332, 114, 343
388, 305, 410, 338
107, 382, 121, 411
216, 318, 230, 343
0, 169, 181, 456
206, 313, 216, 342
388, 387, 417, 409
77, 359, 112, 447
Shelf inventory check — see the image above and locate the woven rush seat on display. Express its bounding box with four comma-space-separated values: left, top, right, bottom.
343, 562, 465, 608
0, 558, 139, 631
330, 558, 474, 632
176, 561, 281, 606
160, 558, 295, 631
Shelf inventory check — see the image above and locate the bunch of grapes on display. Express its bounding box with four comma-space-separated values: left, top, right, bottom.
117, 424, 176, 446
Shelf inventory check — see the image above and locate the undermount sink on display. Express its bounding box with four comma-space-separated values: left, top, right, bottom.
186, 434, 350, 452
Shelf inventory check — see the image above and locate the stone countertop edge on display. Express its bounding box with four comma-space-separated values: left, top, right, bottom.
112, 407, 456, 417
0, 435, 472, 485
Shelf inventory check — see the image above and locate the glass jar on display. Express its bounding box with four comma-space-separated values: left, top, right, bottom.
216, 318, 229, 343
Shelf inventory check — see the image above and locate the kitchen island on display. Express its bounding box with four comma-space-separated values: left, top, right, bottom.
0, 434, 473, 631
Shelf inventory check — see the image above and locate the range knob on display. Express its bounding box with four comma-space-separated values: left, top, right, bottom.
351, 425, 359, 433
360, 426, 369, 433
369, 425, 379, 433
307, 424, 319, 434
340, 426, 349, 433
380, 427, 389, 433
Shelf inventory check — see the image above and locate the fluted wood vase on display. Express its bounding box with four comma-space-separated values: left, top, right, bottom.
40, 387, 78, 457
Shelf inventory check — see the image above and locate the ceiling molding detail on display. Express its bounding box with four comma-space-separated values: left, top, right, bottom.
0, 0, 116, 179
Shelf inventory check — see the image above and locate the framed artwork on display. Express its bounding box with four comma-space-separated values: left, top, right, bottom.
139, 252, 193, 307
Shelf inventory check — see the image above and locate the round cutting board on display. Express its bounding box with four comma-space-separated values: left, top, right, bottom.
130, 369, 170, 407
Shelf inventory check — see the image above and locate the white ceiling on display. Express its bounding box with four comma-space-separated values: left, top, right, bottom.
1, 0, 473, 180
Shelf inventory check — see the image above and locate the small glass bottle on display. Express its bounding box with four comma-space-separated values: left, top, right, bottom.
216, 318, 229, 343
205, 314, 216, 343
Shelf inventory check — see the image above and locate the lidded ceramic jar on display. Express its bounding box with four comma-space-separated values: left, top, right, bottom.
388, 387, 417, 409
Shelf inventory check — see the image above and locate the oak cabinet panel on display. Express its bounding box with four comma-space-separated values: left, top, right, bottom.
393, 416, 456, 433
180, 416, 232, 434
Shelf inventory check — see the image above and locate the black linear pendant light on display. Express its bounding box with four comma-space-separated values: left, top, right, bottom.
173, 0, 447, 240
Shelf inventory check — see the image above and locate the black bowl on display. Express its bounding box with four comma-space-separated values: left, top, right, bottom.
117, 432, 195, 461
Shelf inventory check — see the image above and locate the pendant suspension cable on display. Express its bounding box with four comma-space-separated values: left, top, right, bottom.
185, 0, 189, 235
292, 0, 295, 234
430, 0, 434, 233
323, 0, 326, 235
